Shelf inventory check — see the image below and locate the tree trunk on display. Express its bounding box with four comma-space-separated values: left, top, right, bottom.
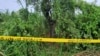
41, 0, 56, 37
48, 20, 56, 37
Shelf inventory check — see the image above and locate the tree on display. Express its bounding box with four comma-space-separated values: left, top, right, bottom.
41, 0, 57, 37
17, 0, 29, 21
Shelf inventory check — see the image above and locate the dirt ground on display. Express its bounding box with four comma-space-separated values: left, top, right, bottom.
74, 50, 100, 56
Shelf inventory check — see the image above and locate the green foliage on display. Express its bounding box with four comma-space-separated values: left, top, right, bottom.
0, 0, 100, 56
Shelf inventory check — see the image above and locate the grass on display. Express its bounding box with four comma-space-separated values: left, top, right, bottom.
0, 41, 100, 56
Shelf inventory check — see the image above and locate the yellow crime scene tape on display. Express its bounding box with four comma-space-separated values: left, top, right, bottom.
0, 36, 100, 43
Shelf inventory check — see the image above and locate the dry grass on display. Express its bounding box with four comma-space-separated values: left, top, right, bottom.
0, 52, 5, 56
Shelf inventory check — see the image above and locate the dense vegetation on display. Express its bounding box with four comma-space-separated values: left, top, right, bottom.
0, 0, 100, 56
